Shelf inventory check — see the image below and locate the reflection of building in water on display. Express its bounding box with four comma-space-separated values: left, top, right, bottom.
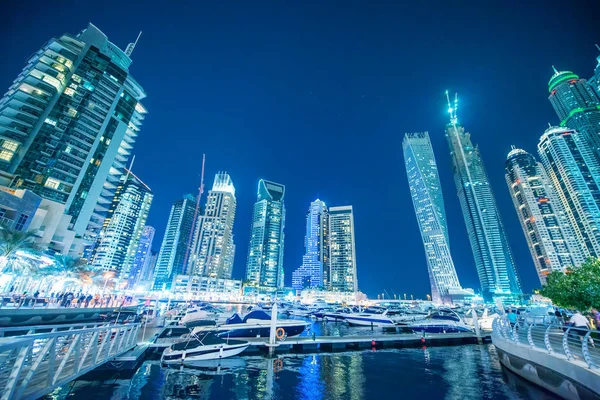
297, 354, 325, 399
442, 346, 479, 400
319, 354, 364, 400
162, 370, 212, 399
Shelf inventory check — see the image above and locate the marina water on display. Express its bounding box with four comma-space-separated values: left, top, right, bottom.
45, 344, 558, 399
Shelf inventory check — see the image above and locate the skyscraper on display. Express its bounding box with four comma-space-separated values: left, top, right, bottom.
0, 24, 147, 254
537, 126, 600, 259
403, 132, 462, 303
127, 225, 155, 288
445, 93, 522, 300
245, 179, 286, 289
152, 194, 196, 290
190, 172, 237, 279
505, 147, 584, 284
328, 206, 358, 293
90, 169, 152, 279
548, 68, 600, 158
292, 200, 329, 290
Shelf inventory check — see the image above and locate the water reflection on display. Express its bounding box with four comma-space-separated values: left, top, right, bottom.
46, 345, 559, 400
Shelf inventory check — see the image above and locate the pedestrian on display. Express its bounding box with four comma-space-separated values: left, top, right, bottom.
85, 294, 92, 308
507, 309, 517, 325
32, 290, 39, 308
592, 309, 600, 330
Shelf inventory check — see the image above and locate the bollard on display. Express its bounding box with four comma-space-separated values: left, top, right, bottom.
312, 332, 316, 341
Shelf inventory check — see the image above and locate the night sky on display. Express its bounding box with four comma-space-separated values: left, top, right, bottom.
2, 1, 600, 297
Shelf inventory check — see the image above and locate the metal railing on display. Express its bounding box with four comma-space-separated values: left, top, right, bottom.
0, 323, 140, 400
492, 316, 600, 370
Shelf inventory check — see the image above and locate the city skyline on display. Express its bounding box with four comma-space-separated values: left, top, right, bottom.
1, 3, 599, 296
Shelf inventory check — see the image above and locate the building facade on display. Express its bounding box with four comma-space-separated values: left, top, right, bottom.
0, 24, 147, 254
292, 199, 329, 290
445, 94, 522, 300
190, 172, 237, 279
548, 68, 600, 159
172, 275, 242, 300
403, 132, 462, 303
127, 225, 155, 288
0, 188, 41, 231
328, 206, 358, 292
90, 169, 152, 279
152, 194, 196, 291
505, 147, 584, 284
537, 126, 600, 259
245, 179, 285, 290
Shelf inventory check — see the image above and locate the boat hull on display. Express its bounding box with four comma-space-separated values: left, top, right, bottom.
217, 323, 307, 338
342, 315, 395, 327
162, 343, 249, 364
409, 324, 473, 334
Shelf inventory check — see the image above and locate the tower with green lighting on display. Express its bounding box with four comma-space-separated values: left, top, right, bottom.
445, 92, 522, 301
548, 67, 600, 158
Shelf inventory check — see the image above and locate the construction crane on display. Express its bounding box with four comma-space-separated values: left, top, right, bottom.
183, 154, 205, 274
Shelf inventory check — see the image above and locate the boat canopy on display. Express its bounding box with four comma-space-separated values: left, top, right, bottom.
243, 310, 271, 323
226, 313, 243, 325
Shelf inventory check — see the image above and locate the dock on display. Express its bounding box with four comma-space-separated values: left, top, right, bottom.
242, 332, 490, 354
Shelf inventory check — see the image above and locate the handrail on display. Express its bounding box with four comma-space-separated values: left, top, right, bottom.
492, 316, 599, 370
0, 322, 140, 400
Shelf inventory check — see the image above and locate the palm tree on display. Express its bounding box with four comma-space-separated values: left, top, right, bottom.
0, 227, 39, 275
49, 255, 97, 283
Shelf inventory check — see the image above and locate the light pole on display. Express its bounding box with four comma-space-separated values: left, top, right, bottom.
404, 293, 406, 301
102, 272, 114, 293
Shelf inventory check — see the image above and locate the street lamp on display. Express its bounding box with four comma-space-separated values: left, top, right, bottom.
426, 294, 431, 301
404, 293, 406, 300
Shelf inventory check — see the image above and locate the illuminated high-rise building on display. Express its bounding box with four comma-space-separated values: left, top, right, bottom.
90, 170, 153, 279
505, 147, 584, 284
152, 194, 196, 290
537, 126, 600, 259
245, 179, 286, 289
127, 225, 155, 288
328, 206, 358, 293
292, 199, 329, 290
190, 172, 237, 279
0, 24, 147, 254
445, 92, 521, 300
403, 132, 462, 303
548, 68, 600, 158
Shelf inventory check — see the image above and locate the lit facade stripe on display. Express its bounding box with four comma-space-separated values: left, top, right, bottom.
328, 206, 358, 293
292, 200, 328, 290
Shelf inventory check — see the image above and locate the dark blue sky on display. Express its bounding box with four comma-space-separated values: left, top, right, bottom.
2, 1, 600, 297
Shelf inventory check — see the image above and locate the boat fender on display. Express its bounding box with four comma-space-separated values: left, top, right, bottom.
420, 337, 426, 344
371, 340, 376, 346
276, 327, 285, 340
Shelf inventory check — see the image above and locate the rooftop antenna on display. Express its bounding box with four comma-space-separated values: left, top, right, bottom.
445, 90, 458, 125
125, 31, 142, 57
552, 65, 559, 74
548, 122, 552, 128
183, 154, 206, 274
595, 44, 600, 52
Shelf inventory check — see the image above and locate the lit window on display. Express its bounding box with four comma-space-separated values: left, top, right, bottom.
44, 178, 60, 189
67, 108, 78, 118
72, 74, 82, 83
0, 150, 13, 161
64, 88, 75, 97
44, 118, 57, 126
64, 146, 72, 154
2, 140, 19, 151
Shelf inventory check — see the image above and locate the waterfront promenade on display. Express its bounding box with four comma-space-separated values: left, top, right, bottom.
492, 316, 600, 399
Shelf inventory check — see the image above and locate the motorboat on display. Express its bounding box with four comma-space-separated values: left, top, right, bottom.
192, 310, 309, 338
285, 305, 312, 318
408, 309, 473, 334
180, 304, 219, 328
161, 332, 249, 365
322, 307, 354, 322
463, 308, 499, 332
341, 308, 396, 327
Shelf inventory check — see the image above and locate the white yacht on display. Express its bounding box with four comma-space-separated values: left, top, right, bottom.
193, 310, 309, 338
161, 332, 249, 365
340, 308, 396, 327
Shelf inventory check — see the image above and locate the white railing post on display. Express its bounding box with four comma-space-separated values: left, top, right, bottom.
563, 327, 573, 360
2, 344, 30, 400
581, 332, 596, 369
527, 323, 534, 348
544, 325, 553, 354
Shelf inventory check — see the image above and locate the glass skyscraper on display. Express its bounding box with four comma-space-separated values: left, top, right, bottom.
152, 194, 196, 290
0, 24, 147, 254
548, 68, 600, 158
328, 206, 358, 293
90, 169, 153, 279
127, 225, 155, 288
190, 172, 237, 279
445, 94, 522, 300
505, 147, 584, 284
292, 199, 329, 290
403, 132, 462, 303
537, 126, 600, 259
245, 179, 286, 289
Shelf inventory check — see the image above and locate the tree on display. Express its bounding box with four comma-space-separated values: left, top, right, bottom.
46, 255, 96, 285
0, 227, 39, 275
540, 258, 600, 311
